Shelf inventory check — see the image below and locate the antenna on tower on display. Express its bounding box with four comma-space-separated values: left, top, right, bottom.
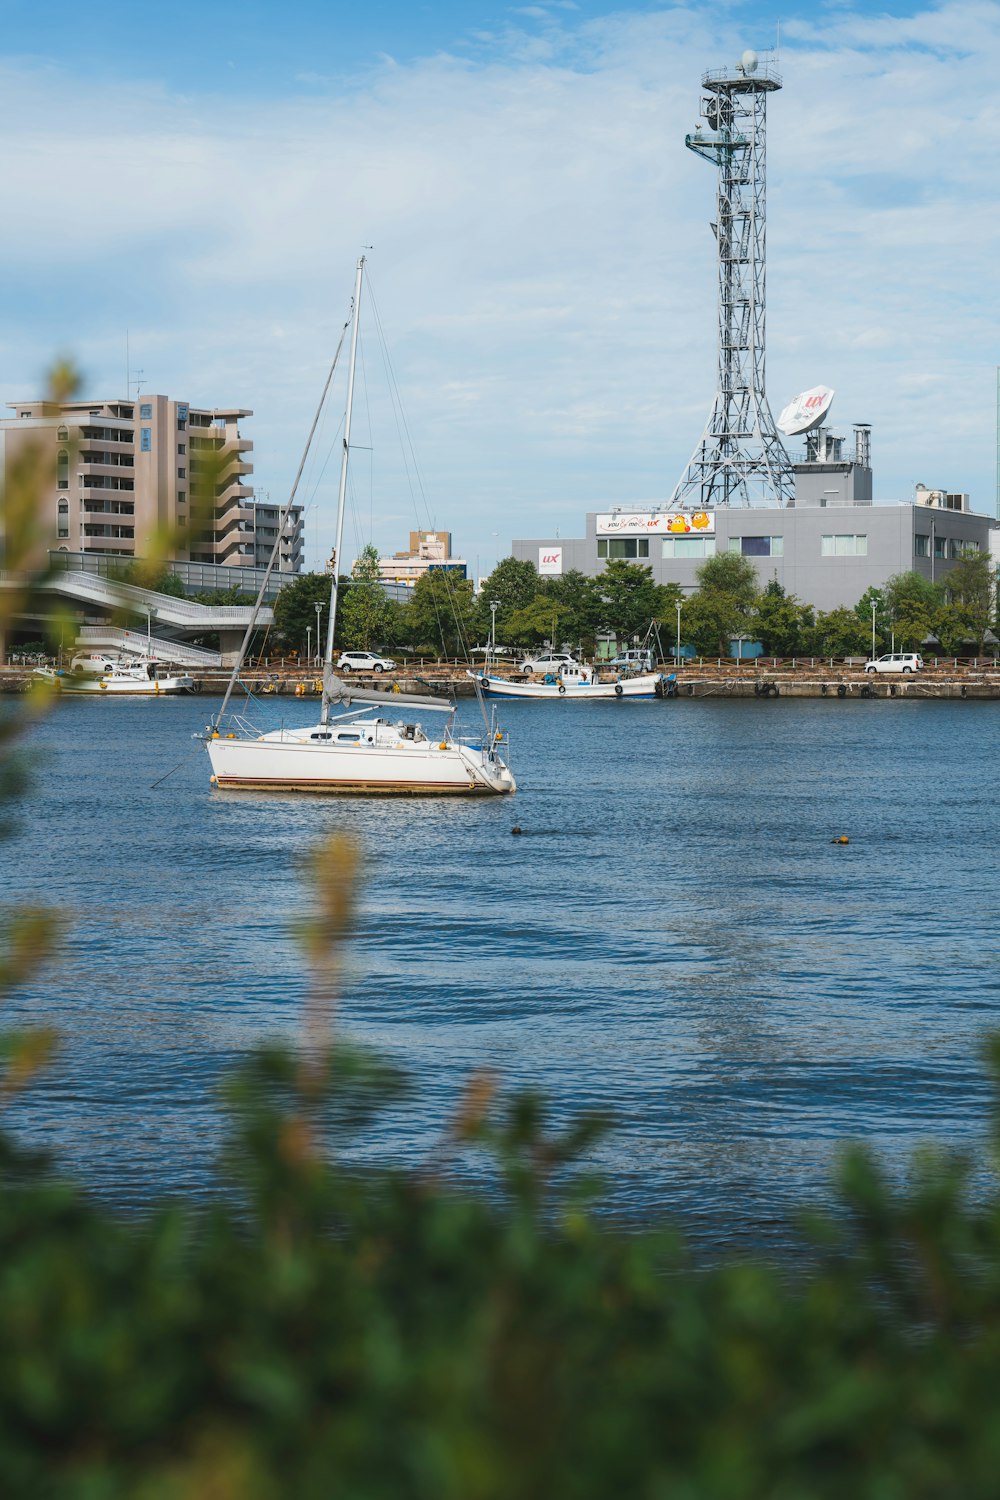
670, 49, 794, 508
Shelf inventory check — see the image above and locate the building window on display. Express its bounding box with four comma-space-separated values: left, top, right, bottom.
661, 536, 716, 559
140, 427, 152, 452
177, 443, 186, 455
596, 538, 650, 559
177, 491, 186, 504
140, 403, 152, 419
178, 515, 186, 527
57, 449, 69, 489
57, 426, 69, 441
821, 534, 868, 557
177, 467, 186, 479
728, 536, 783, 558
914, 534, 929, 558
19, 410, 31, 418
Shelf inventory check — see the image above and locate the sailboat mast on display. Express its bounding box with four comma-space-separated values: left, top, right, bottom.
320, 255, 364, 724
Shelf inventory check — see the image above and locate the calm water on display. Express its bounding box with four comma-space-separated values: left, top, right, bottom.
3, 691, 999, 1245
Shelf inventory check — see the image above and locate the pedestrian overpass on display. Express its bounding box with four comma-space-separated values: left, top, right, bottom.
1, 568, 275, 665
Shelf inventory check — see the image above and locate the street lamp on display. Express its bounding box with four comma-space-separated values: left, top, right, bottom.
675, 598, 683, 662
871, 600, 877, 660
314, 601, 324, 666
306, 625, 312, 666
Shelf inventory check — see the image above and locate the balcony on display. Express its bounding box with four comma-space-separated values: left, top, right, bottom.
82, 502, 135, 517
79, 452, 134, 471
79, 462, 135, 480
81, 482, 135, 500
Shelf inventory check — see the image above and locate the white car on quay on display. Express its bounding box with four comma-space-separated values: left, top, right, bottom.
336, 651, 395, 673
518, 652, 579, 677
865, 652, 923, 674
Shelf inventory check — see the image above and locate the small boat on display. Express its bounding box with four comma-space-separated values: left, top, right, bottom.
35, 658, 196, 695
471, 662, 668, 700
205, 256, 516, 797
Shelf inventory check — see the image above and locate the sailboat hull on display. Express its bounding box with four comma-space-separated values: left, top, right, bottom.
207, 733, 515, 795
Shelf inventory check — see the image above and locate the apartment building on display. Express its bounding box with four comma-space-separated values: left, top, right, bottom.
0, 394, 303, 574
378, 530, 467, 587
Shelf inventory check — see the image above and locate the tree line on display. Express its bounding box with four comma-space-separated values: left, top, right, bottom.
269, 547, 998, 661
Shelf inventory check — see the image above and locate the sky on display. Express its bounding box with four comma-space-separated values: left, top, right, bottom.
1, 0, 997, 575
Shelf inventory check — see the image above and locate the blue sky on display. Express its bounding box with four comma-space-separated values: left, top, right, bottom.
1, 0, 996, 574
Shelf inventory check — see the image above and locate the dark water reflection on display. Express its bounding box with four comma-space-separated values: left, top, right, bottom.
4, 692, 999, 1245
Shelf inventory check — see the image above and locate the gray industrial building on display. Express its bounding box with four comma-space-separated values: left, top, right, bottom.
512, 428, 994, 613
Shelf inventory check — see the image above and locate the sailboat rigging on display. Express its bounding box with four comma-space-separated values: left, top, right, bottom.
204, 256, 516, 796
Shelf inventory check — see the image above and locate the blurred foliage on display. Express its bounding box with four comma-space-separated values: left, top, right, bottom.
9, 381, 1000, 1494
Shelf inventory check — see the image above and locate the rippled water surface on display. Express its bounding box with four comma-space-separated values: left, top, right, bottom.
4, 692, 1000, 1243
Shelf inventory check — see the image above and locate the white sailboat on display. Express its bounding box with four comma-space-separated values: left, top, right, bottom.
205, 257, 516, 797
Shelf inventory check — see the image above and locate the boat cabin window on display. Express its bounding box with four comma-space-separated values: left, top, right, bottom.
335, 733, 362, 742
310, 732, 334, 741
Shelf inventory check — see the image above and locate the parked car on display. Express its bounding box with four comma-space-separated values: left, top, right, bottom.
518, 652, 579, 677
336, 651, 395, 673
865, 652, 923, 674
606, 649, 655, 672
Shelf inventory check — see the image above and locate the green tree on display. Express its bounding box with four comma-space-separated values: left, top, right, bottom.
478, 557, 539, 641
505, 594, 574, 649
678, 591, 744, 657
592, 560, 666, 642
940, 553, 995, 653
272, 572, 335, 654
855, 586, 891, 657
403, 571, 477, 657
695, 551, 760, 609
338, 544, 393, 651
878, 571, 942, 652
684, 551, 760, 655
545, 570, 602, 653
802, 606, 872, 659
754, 581, 814, 656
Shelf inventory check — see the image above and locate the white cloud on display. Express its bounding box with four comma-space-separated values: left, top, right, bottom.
0, 2, 997, 571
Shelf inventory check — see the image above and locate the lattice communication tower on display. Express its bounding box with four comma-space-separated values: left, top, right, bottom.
671, 50, 794, 509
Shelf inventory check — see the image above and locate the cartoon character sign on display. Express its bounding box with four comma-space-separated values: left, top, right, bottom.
668, 515, 692, 533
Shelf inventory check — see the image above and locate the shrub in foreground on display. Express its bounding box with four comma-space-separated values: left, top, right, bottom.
1, 1034, 1000, 1498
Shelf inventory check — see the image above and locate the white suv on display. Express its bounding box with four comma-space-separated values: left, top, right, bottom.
865, 652, 923, 674
336, 651, 395, 673
518, 652, 579, 676
607, 649, 655, 672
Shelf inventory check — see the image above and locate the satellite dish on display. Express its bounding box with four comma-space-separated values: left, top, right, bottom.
741, 49, 759, 74
778, 385, 835, 437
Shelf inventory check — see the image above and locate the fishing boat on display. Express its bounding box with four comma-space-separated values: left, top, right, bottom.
35, 658, 196, 695
471, 662, 669, 700
205, 257, 516, 797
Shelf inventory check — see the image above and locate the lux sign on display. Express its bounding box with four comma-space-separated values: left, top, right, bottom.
596, 511, 715, 536
538, 547, 563, 576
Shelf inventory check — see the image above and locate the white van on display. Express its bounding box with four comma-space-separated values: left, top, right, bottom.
607, 649, 655, 672
864, 652, 923, 674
